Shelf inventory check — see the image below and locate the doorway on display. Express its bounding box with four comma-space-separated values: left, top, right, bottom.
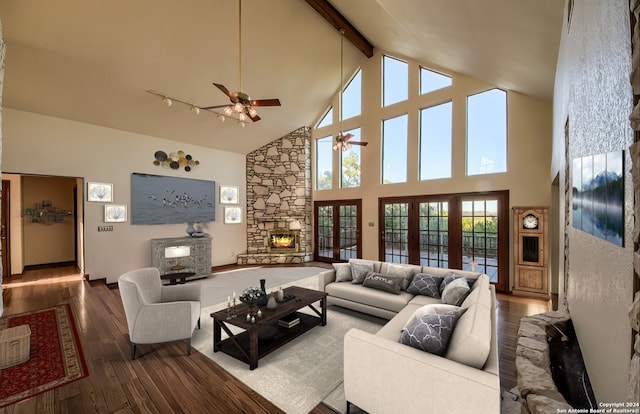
2, 180, 11, 280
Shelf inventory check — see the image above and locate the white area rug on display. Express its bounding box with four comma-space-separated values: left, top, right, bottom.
191, 274, 386, 414
190, 266, 328, 308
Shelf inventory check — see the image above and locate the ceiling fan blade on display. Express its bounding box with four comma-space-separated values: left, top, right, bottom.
250, 98, 281, 107
246, 108, 261, 122
341, 133, 354, 142
349, 141, 368, 146
213, 83, 237, 101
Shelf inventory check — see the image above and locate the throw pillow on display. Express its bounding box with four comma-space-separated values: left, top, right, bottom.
333, 263, 352, 282
441, 277, 471, 306
351, 262, 374, 284
362, 272, 403, 295
398, 312, 459, 356
386, 263, 417, 290
402, 303, 464, 331
439, 272, 466, 295
406, 273, 444, 298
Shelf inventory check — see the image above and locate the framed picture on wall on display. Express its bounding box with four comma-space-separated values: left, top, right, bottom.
224, 206, 242, 224
219, 185, 239, 204
87, 182, 113, 202
104, 204, 127, 223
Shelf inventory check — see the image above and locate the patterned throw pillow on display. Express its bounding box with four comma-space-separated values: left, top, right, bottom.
439, 272, 466, 295
398, 312, 459, 355
407, 273, 444, 298
362, 272, 403, 295
402, 303, 464, 331
333, 263, 352, 282
351, 262, 374, 284
441, 277, 471, 306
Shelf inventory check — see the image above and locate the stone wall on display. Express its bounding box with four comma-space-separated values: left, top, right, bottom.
628, 0, 640, 403
237, 127, 313, 265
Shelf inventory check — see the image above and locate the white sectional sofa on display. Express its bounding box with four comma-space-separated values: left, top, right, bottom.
318, 259, 500, 414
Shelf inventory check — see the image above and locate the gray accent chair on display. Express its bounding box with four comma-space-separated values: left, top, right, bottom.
118, 267, 201, 360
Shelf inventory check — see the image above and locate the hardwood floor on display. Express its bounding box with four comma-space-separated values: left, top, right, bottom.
1, 264, 550, 413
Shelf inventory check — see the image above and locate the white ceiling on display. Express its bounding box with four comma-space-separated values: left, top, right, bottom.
0, 0, 564, 155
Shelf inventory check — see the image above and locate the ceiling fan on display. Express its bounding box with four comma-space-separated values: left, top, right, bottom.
333, 29, 367, 151
202, 0, 281, 122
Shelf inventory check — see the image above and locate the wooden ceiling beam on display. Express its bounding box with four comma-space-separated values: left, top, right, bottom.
304, 0, 374, 58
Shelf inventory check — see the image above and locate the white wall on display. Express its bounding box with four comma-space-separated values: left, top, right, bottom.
2, 108, 247, 283
313, 49, 553, 291
551, 0, 634, 402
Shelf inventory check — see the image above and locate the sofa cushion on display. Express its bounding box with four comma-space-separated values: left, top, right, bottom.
445, 301, 492, 369
441, 277, 471, 306
407, 273, 443, 298
325, 281, 413, 314
351, 262, 375, 284
382, 263, 421, 290
333, 263, 352, 282
362, 272, 403, 294
402, 303, 463, 330
398, 312, 459, 356
349, 259, 382, 273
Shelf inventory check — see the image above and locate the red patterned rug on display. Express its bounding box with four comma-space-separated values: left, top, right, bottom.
0, 303, 88, 407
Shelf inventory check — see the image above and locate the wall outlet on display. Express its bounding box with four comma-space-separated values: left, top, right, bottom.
98, 225, 113, 232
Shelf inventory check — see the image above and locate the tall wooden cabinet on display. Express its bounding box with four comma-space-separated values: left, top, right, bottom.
512, 207, 549, 299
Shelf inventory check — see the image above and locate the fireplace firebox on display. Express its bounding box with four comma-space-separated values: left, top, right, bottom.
267, 228, 299, 253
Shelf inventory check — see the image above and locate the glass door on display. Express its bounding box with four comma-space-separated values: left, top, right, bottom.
314, 200, 362, 262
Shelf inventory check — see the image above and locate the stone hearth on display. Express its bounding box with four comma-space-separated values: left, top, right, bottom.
237, 127, 313, 265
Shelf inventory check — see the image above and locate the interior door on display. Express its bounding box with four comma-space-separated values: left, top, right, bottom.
1, 180, 11, 280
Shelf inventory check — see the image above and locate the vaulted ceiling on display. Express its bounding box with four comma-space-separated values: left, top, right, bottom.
0, 0, 564, 154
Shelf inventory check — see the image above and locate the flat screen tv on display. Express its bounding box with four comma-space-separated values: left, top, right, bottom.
131, 173, 215, 225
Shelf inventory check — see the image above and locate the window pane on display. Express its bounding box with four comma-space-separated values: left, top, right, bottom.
383, 56, 408, 107
382, 114, 408, 184
418, 201, 449, 268
317, 206, 334, 259
317, 107, 333, 129
384, 202, 409, 263
420, 67, 451, 94
339, 205, 358, 260
342, 70, 361, 120
467, 89, 507, 175
340, 128, 361, 188
316, 136, 333, 190
461, 198, 499, 283
420, 101, 452, 180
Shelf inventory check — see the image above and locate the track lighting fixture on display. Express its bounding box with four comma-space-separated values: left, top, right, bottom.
147, 90, 251, 127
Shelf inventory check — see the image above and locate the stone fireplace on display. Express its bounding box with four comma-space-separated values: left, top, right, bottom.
237, 127, 313, 265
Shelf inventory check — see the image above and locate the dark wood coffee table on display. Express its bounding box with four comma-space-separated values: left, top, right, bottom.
210, 285, 327, 370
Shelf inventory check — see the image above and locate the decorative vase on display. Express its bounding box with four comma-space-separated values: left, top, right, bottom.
186, 222, 195, 237
267, 296, 277, 309
258, 279, 268, 306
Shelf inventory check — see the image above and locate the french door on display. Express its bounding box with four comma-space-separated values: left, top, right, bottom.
314, 200, 362, 263
379, 191, 508, 292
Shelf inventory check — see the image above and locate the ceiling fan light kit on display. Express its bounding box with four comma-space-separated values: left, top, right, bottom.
147, 0, 281, 127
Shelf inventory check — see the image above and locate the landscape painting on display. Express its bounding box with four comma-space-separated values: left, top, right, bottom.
131, 173, 215, 225
572, 150, 624, 247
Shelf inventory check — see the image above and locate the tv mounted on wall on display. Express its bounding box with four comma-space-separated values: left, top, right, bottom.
131, 173, 215, 225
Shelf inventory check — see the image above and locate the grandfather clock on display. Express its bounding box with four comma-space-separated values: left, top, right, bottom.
512, 206, 549, 299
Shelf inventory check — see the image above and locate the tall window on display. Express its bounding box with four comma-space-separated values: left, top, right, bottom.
317, 107, 333, 129
420, 67, 452, 94
467, 89, 507, 176
316, 136, 333, 190
342, 70, 361, 120
341, 127, 361, 188
383, 56, 408, 107
382, 114, 408, 184
461, 198, 500, 282
420, 101, 452, 180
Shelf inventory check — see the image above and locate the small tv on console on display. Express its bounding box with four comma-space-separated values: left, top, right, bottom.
131, 173, 215, 225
